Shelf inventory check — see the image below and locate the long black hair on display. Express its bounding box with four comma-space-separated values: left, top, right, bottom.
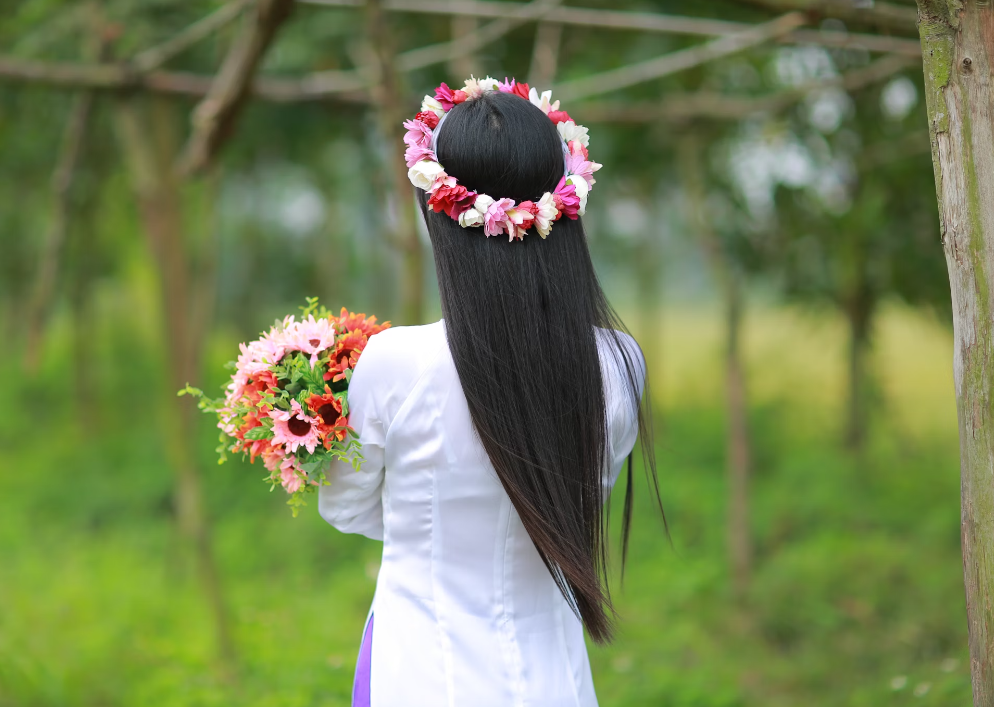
416, 89, 661, 643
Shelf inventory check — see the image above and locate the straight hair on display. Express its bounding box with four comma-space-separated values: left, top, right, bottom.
417, 90, 662, 643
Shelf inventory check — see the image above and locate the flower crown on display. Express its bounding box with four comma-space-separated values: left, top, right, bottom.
404, 76, 601, 241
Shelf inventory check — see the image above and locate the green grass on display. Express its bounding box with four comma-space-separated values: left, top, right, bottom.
0, 304, 972, 706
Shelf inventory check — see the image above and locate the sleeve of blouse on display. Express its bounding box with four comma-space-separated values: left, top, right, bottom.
604, 332, 646, 496
317, 335, 387, 541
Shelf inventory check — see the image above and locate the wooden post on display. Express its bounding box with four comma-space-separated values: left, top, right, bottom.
916, 1, 994, 702
365, 0, 424, 324
115, 97, 234, 666
680, 133, 752, 597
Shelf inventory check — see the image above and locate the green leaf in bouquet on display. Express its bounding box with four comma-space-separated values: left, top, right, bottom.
301, 296, 321, 318
243, 426, 272, 441
223, 360, 238, 371
177, 384, 204, 398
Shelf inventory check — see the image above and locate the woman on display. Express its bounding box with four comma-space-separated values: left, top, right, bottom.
319, 78, 661, 707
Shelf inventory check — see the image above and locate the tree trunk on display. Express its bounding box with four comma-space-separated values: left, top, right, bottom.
916, 1, 994, 702
365, 0, 424, 325
725, 269, 751, 596
679, 134, 753, 598
114, 97, 234, 667
844, 287, 874, 452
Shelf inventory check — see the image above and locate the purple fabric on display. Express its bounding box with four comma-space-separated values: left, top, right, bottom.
352, 613, 374, 707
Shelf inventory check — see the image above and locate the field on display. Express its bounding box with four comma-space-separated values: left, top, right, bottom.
0, 303, 970, 707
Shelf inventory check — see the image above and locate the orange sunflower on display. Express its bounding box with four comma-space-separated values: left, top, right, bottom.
306, 386, 351, 446
335, 308, 390, 338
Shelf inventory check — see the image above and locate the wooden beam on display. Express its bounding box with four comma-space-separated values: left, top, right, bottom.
177, 0, 295, 175
574, 52, 916, 122
132, 0, 255, 72
398, 0, 560, 72
732, 0, 917, 34
300, 0, 923, 55
554, 12, 807, 102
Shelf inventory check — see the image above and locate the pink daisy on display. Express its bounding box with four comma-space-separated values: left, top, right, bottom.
270, 399, 321, 454
285, 314, 338, 366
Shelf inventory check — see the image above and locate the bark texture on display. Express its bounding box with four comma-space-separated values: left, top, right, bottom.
916, 1, 994, 703
177, 0, 295, 175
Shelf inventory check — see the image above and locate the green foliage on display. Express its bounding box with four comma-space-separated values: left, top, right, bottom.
0, 308, 970, 707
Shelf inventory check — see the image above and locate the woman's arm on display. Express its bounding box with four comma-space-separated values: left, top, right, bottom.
318, 337, 387, 541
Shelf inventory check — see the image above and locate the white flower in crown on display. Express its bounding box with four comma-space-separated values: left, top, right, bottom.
458, 207, 485, 228
557, 120, 589, 148
473, 194, 495, 213
565, 175, 589, 216
421, 95, 445, 118
533, 192, 558, 238
463, 76, 483, 99
408, 160, 446, 190
458, 194, 496, 229
528, 87, 560, 115
478, 76, 500, 92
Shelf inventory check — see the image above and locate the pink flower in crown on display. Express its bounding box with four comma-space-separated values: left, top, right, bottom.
270, 399, 321, 454
403, 119, 432, 149
286, 314, 338, 367
434, 83, 458, 111
553, 177, 581, 220
497, 77, 516, 93
568, 140, 588, 160
279, 457, 304, 494
405, 144, 436, 168
564, 151, 602, 190
483, 197, 514, 238
503, 202, 536, 241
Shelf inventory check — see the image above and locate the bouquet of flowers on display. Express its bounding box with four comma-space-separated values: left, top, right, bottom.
180, 298, 389, 515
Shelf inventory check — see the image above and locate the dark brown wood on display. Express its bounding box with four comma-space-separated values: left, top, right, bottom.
177, 0, 295, 175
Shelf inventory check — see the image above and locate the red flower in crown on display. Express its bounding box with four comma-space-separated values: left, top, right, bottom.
428, 177, 478, 220
547, 110, 573, 124
415, 110, 439, 129
511, 81, 531, 100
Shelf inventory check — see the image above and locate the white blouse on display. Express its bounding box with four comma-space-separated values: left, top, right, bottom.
319, 320, 643, 707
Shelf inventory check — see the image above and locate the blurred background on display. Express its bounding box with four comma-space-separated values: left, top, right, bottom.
0, 0, 967, 705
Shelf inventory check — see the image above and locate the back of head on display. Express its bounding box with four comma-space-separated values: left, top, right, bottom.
416, 89, 652, 643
